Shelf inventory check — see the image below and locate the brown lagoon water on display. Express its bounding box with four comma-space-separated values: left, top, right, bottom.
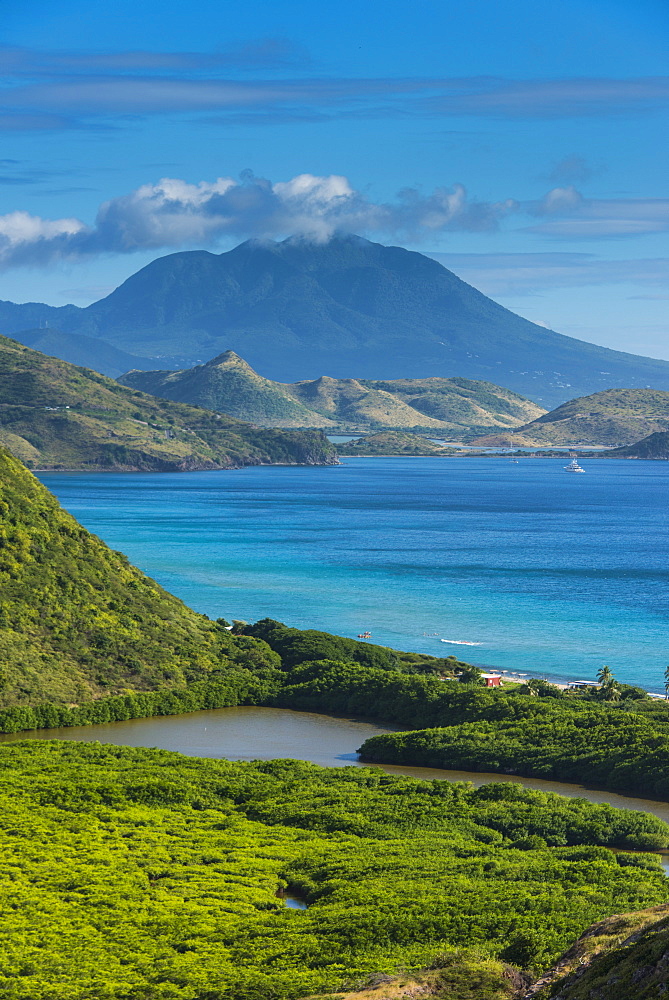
4, 705, 669, 831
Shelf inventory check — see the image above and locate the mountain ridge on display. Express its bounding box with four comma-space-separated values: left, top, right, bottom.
119, 348, 545, 436
0, 336, 336, 471
3, 235, 669, 407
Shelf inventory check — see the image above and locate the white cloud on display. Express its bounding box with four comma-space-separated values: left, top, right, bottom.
524, 186, 669, 238
533, 185, 584, 214
0, 172, 516, 269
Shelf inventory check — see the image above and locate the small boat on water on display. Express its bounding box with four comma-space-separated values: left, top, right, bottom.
564, 457, 585, 473
441, 639, 482, 646
357, 631, 372, 639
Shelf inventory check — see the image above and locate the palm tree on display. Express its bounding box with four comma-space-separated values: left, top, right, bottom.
458, 665, 483, 685
596, 664, 614, 687
601, 682, 622, 702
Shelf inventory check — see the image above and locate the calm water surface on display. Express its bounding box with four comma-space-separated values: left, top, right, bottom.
39, 457, 669, 690
5, 706, 669, 829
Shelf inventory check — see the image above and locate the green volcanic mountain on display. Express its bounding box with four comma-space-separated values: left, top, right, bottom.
119, 349, 545, 436
3, 235, 669, 407
473, 388, 669, 448
0, 336, 335, 471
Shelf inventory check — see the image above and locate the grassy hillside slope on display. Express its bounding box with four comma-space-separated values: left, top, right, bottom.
0, 336, 336, 470
120, 350, 544, 436
0, 445, 274, 706
474, 389, 669, 448
607, 430, 669, 459
530, 904, 669, 999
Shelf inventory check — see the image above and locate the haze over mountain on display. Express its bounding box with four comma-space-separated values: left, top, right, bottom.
119, 349, 544, 437
3, 236, 669, 408
8, 328, 158, 378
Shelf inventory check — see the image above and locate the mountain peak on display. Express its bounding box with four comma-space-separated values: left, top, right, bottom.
208, 349, 253, 368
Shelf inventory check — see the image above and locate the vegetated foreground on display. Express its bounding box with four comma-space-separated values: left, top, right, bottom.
4, 450, 669, 996
1, 740, 668, 1000
0, 336, 336, 471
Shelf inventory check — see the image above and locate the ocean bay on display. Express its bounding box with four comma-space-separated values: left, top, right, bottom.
40, 456, 669, 692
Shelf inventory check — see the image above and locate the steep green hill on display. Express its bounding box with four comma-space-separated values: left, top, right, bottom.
0, 336, 335, 470
473, 388, 669, 448
121, 350, 333, 427
0, 445, 280, 706
6, 236, 669, 406
119, 350, 544, 436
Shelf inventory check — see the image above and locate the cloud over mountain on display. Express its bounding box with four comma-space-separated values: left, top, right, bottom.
0, 172, 517, 268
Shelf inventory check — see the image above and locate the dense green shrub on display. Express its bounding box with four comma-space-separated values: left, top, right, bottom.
0, 742, 666, 999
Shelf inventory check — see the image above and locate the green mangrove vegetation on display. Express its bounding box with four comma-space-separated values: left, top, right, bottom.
0, 741, 668, 999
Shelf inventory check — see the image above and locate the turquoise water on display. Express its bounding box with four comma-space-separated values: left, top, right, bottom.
39, 456, 669, 692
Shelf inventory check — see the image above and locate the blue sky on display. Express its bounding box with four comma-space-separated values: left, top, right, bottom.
1, 0, 668, 358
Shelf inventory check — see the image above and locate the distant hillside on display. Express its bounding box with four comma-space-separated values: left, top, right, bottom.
529, 904, 669, 999
119, 350, 544, 437
0, 336, 336, 471
607, 430, 669, 460
0, 446, 257, 707
473, 388, 669, 448
5, 235, 669, 406
8, 328, 159, 378
338, 431, 457, 456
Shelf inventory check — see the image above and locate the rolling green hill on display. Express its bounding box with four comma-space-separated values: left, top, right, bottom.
473, 388, 669, 448
119, 350, 544, 436
5, 235, 669, 406
120, 349, 331, 427
0, 336, 336, 470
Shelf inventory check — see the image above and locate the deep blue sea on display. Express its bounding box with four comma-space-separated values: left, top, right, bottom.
39, 457, 669, 693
